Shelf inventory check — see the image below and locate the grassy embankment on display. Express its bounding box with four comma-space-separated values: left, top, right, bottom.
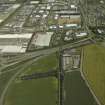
4, 53, 59, 105
83, 44, 105, 105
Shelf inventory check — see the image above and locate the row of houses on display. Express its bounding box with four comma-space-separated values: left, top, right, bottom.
4, 4, 35, 32
0, 4, 20, 24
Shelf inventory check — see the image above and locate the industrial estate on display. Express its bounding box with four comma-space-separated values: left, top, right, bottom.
0, 0, 105, 105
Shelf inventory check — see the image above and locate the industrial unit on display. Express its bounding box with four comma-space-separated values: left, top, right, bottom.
0, 33, 33, 53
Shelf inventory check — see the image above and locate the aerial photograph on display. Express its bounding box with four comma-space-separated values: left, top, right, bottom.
0, 0, 105, 105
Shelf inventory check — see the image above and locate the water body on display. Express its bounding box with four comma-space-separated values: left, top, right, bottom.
64, 71, 98, 105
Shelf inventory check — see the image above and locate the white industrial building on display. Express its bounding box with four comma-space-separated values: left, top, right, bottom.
33, 32, 53, 47
75, 32, 87, 38
30, 1, 39, 4
0, 33, 33, 53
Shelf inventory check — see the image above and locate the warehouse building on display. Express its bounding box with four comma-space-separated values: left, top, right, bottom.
32, 32, 53, 48
62, 49, 80, 70
0, 33, 33, 53
58, 14, 81, 27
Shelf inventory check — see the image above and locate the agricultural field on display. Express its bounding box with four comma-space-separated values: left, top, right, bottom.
83, 44, 105, 105
22, 53, 59, 75
4, 53, 59, 105
64, 71, 98, 105
4, 77, 58, 105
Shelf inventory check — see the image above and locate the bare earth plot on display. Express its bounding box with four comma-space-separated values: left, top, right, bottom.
83, 44, 105, 105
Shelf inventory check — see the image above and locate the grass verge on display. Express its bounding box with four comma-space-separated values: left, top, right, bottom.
83, 44, 105, 105
4, 53, 59, 105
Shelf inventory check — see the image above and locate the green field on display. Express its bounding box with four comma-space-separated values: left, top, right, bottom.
64, 71, 98, 105
4, 53, 59, 105
4, 77, 58, 105
83, 44, 105, 105
22, 53, 59, 75
0, 71, 16, 96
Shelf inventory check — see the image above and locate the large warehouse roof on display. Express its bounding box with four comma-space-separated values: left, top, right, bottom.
0, 45, 26, 53
0, 33, 33, 53
35, 32, 53, 47
0, 33, 33, 39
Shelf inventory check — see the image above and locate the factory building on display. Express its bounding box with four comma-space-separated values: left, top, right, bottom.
62, 49, 80, 70
0, 33, 33, 53
32, 32, 53, 48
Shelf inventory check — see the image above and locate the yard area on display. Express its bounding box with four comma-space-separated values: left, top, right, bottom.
83, 44, 105, 105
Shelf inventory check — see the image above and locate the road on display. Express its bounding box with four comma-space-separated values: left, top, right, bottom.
0, 37, 94, 72
0, 37, 94, 105
0, 55, 45, 105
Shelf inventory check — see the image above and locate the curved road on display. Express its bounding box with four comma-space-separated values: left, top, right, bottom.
0, 37, 93, 72
0, 38, 93, 105
0, 55, 45, 105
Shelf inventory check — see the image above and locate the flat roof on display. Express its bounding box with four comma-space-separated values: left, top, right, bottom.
30, 1, 39, 4
55, 10, 80, 15
0, 45, 26, 53
0, 33, 33, 39
35, 32, 53, 46
65, 24, 78, 27
0, 19, 3, 23
12, 4, 20, 9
